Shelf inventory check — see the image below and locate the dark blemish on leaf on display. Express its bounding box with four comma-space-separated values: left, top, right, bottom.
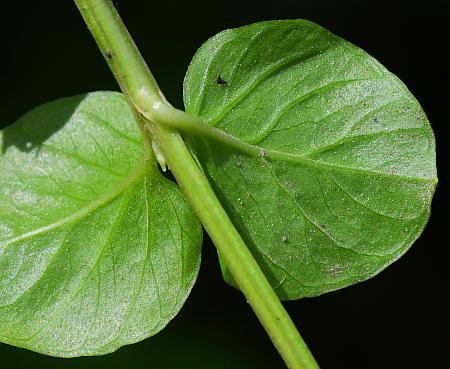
275, 316, 281, 321
216, 75, 227, 85
389, 167, 398, 175
373, 117, 379, 123
319, 224, 326, 229
105, 49, 113, 60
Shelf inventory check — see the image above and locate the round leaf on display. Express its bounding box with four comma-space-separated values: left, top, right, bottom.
0, 92, 202, 356
183, 20, 437, 300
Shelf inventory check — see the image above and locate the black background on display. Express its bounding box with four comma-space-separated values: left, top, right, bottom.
1, 1, 448, 368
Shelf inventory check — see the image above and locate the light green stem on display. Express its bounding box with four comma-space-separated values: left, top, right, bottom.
73, 1, 320, 368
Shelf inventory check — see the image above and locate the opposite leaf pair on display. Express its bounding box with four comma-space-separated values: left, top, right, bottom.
0, 20, 436, 357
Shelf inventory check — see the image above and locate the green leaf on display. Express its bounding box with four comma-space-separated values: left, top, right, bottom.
0, 92, 202, 357
183, 20, 437, 300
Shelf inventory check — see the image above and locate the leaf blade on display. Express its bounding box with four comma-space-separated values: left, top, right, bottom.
0, 92, 202, 356
183, 19, 436, 300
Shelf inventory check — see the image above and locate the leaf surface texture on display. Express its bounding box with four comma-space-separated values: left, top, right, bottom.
0, 92, 202, 356
183, 20, 437, 299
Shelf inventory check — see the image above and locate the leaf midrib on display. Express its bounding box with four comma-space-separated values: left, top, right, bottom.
187, 119, 436, 183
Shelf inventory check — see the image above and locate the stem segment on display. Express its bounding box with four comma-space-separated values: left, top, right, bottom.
74, 1, 320, 368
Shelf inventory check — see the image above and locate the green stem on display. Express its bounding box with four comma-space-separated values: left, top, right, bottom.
74, 1, 320, 368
